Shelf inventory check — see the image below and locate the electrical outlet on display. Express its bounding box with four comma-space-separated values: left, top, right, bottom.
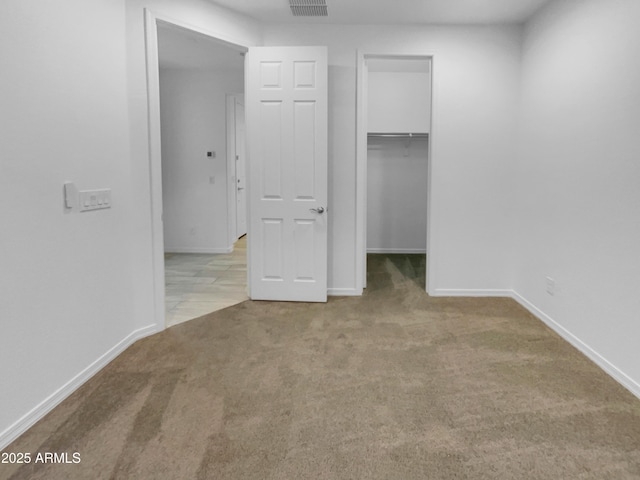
545, 276, 556, 296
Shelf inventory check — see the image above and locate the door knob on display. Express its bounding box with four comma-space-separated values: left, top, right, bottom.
310, 206, 325, 214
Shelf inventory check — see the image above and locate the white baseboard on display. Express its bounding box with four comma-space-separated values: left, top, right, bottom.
0, 324, 158, 451
4, 289, 638, 453
165, 246, 233, 254
430, 288, 513, 297
367, 248, 426, 254
510, 291, 640, 401
432, 287, 640, 400
328, 287, 363, 296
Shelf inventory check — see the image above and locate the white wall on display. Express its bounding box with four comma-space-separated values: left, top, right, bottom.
367, 138, 429, 252
368, 72, 431, 133
367, 67, 430, 253
0, 0, 262, 450
160, 69, 243, 253
0, 0, 144, 448
514, 0, 640, 393
263, 24, 521, 293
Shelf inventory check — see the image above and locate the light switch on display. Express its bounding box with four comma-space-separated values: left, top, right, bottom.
79, 189, 111, 212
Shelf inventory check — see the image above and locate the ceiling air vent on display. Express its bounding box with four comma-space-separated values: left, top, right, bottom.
289, 0, 328, 17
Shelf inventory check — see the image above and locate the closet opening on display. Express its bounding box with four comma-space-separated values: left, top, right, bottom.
356, 54, 433, 293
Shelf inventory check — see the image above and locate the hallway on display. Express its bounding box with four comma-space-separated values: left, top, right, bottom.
164, 237, 248, 326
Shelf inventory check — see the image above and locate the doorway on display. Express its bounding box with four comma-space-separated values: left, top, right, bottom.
356, 54, 434, 292
146, 14, 331, 328
149, 14, 249, 327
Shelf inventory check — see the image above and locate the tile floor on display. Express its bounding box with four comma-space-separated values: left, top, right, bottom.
164, 236, 248, 327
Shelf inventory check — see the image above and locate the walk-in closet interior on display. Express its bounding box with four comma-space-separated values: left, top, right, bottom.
366, 57, 432, 286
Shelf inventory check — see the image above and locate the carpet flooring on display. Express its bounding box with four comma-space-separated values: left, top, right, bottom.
3, 254, 640, 479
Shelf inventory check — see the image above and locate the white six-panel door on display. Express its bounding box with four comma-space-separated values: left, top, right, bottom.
246, 46, 328, 302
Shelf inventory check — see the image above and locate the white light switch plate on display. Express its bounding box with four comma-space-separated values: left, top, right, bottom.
79, 189, 111, 212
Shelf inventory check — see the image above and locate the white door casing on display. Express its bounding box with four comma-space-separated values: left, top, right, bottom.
246, 46, 328, 302
356, 52, 435, 294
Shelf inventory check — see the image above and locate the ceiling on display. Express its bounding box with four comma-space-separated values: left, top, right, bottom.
207, 0, 554, 25
158, 22, 245, 71
158, 0, 555, 71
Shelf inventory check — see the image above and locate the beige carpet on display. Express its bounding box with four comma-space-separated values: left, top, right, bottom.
3, 254, 640, 479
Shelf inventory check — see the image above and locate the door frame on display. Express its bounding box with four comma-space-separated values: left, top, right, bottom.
144, 9, 249, 330
355, 51, 435, 293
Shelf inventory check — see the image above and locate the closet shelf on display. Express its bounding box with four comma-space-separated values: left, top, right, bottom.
367, 132, 429, 138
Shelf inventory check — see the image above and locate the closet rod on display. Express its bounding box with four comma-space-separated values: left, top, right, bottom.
367, 132, 429, 138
